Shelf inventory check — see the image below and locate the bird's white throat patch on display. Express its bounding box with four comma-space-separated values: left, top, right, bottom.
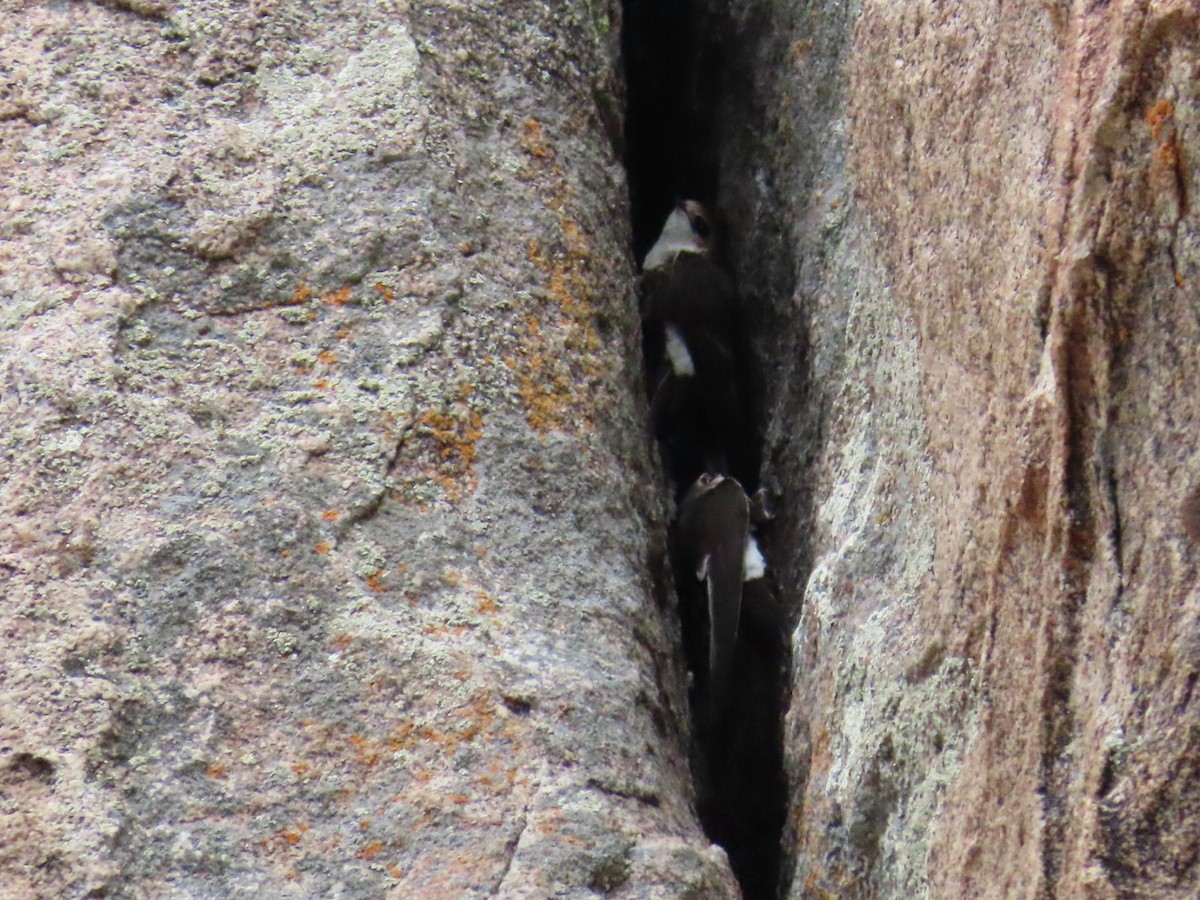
643, 208, 705, 271
743, 536, 766, 581
664, 325, 696, 376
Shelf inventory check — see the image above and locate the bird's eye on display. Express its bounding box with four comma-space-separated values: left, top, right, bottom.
691, 215, 712, 240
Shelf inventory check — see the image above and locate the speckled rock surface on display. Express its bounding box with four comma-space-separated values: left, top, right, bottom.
0, 2, 739, 897
718, 0, 1200, 896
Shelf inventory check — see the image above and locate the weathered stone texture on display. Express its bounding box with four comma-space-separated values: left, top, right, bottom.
8, 0, 1200, 896
720, 0, 1200, 896
1, 2, 738, 897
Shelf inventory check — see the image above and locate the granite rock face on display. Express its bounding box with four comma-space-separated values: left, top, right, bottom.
717, 0, 1200, 896
1, 2, 738, 897
7, 0, 1200, 897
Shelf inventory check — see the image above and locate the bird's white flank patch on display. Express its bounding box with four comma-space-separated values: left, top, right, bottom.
743, 536, 766, 581
664, 325, 696, 376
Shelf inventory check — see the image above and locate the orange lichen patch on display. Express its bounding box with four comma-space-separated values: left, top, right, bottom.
388, 722, 416, 750
374, 283, 396, 302
475, 768, 518, 797
441, 570, 501, 619
322, 509, 340, 521
1146, 98, 1175, 139
335, 328, 351, 340
419, 408, 485, 466
397, 693, 518, 757
392, 395, 486, 503
314, 541, 331, 554
803, 871, 841, 900
275, 698, 532, 840
808, 726, 833, 778
313, 378, 332, 390
310, 698, 515, 772
293, 282, 314, 304
1145, 100, 1186, 167
279, 829, 304, 846
206, 763, 228, 779
349, 734, 381, 768
1157, 138, 1182, 171
365, 569, 388, 593
513, 120, 610, 435
321, 286, 353, 306
379, 408, 406, 446
388, 864, 403, 878
318, 350, 338, 365
360, 841, 386, 860
476, 594, 498, 615
522, 118, 553, 159
560, 219, 590, 258
421, 623, 468, 637
1145, 99, 1189, 217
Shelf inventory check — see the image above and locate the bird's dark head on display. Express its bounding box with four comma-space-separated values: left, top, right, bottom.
681, 471, 731, 506
678, 200, 714, 246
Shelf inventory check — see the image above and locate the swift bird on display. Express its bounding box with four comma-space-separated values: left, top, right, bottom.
697, 518, 789, 900
672, 472, 752, 725
639, 201, 756, 493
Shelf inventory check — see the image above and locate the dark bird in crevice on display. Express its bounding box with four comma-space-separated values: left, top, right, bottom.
639, 201, 759, 497
672, 473, 789, 899
701, 560, 789, 900
671, 470, 786, 721
671, 472, 769, 727
640, 199, 787, 898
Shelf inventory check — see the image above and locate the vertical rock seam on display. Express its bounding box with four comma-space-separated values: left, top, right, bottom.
622, 2, 790, 897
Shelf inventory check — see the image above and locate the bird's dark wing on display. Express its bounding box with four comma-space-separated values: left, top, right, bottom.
643, 254, 739, 331
647, 256, 759, 488
637, 266, 672, 322
703, 490, 749, 724
676, 478, 750, 725
739, 576, 788, 661
643, 260, 756, 486
650, 370, 710, 490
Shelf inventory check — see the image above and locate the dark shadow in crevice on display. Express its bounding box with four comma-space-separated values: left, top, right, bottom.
622, 3, 789, 897
622, 0, 723, 267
